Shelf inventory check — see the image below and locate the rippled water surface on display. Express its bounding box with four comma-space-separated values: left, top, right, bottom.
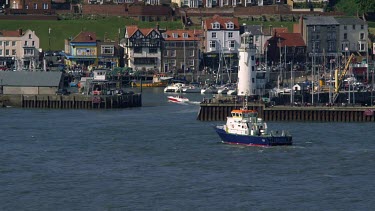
0, 88, 374, 210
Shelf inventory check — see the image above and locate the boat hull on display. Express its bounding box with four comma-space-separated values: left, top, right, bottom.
131, 81, 168, 87
215, 127, 292, 146
167, 96, 189, 103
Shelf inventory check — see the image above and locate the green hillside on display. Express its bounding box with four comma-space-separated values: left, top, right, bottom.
0, 17, 184, 51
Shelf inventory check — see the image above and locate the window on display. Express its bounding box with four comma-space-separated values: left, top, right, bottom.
226, 22, 234, 29
344, 25, 347, 30
170, 50, 176, 57
212, 32, 217, 38
183, 33, 188, 38
172, 33, 178, 38
212, 22, 220, 29
101, 46, 114, 54
29, 34, 32, 39
188, 50, 194, 57
360, 33, 364, 40
11, 41, 16, 46
170, 59, 176, 66
228, 32, 233, 38
188, 59, 194, 66
328, 41, 335, 52
163, 50, 168, 56
24, 41, 28, 46
12, 50, 16, 55
134, 58, 156, 65
43, 3, 48, 9
209, 41, 216, 49
34, 3, 37, 9
149, 47, 157, 53
361, 25, 364, 30
255, 36, 259, 42
0, 50, 2, 55
229, 40, 235, 48
134, 47, 142, 53
344, 33, 347, 40
251, 56, 255, 61
0, 41, 2, 46
5, 49, 9, 56
352, 25, 355, 30
24, 49, 34, 55
162, 33, 168, 39
32, 41, 35, 46
26, 5, 28, 9
252, 78, 255, 83
5, 41, 9, 46
359, 43, 365, 51
252, 66, 255, 71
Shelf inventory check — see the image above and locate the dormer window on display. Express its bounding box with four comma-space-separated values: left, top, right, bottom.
183, 33, 188, 38
212, 22, 220, 29
226, 22, 234, 29
172, 33, 178, 38
162, 33, 168, 39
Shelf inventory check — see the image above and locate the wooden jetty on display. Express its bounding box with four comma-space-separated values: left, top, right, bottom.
197, 101, 375, 122
0, 93, 142, 109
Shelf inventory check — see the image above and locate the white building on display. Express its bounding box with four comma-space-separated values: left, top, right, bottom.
202, 15, 241, 72
120, 25, 162, 72
237, 32, 257, 96
0, 29, 40, 70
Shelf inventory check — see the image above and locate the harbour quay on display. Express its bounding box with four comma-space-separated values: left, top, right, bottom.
197, 98, 375, 122
0, 93, 142, 109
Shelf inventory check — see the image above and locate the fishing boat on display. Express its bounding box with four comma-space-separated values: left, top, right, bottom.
214, 107, 292, 146
131, 74, 173, 87
167, 95, 189, 103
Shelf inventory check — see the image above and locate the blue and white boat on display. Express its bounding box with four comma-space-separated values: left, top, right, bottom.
215, 108, 292, 146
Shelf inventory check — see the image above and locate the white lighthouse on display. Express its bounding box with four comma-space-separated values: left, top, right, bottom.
237, 32, 257, 96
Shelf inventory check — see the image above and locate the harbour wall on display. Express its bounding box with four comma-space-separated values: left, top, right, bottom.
197, 103, 375, 122
0, 93, 142, 109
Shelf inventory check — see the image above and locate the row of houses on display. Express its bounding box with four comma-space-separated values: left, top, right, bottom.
0, 15, 371, 73
2, 0, 326, 10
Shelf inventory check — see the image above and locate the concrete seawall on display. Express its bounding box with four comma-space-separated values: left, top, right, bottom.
0, 93, 142, 109
197, 103, 375, 122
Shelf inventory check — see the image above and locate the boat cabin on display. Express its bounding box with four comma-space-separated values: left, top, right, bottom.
231, 109, 258, 119
226, 109, 268, 136
93, 69, 109, 81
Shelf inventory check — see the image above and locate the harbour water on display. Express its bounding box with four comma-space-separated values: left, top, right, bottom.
0, 88, 374, 210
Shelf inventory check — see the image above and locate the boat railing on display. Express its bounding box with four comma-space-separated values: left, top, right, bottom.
270, 130, 291, 137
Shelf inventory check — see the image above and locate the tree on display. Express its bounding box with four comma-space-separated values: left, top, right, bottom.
355, 0, 375, 14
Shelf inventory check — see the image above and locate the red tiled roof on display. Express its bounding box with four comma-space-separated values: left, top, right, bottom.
0, 30, 23, 37
126, 25, 159, 37
277, 33, 305, 47
204, 15, 240, 30
162, 29, 202, 41
71, 31, 97, 42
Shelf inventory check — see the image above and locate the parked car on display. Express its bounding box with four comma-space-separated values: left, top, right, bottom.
55, 88, 70, 95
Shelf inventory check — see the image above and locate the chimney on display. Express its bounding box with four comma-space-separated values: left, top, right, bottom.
18, 28, 22, 36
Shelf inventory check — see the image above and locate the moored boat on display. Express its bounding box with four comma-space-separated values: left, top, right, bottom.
181, 85, 201, 93
215, 108, 292, 146
164, 83, 186, 92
